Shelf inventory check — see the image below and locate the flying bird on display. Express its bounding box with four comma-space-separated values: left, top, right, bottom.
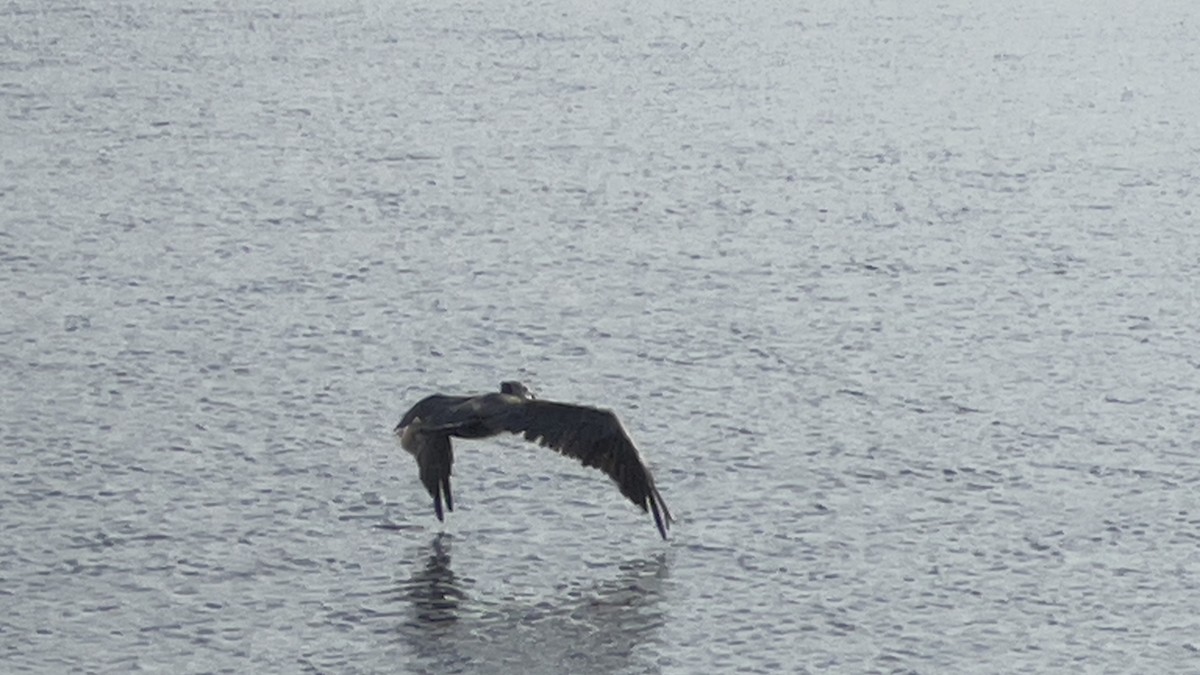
394, 381, 673, 539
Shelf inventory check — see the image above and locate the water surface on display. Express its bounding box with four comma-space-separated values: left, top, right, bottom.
3, 1, 1200, 672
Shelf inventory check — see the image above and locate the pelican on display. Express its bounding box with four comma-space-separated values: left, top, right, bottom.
394, 381, 673, 539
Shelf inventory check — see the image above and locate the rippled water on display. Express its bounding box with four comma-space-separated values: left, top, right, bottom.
4, 1, 1200, 672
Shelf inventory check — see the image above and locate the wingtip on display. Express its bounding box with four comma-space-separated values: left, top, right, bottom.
650, 499, 669, 540
649, 485, 673, 539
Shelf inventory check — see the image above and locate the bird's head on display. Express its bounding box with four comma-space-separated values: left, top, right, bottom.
499, 381, 536, 400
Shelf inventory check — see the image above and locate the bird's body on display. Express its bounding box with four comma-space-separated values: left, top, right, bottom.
394, 382, 673, 539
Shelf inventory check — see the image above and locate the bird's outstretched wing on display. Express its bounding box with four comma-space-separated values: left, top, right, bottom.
486, 400, 673, 538
402, 426, 455, 521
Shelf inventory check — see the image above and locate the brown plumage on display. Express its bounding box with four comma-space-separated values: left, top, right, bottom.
394, 382, 673, 539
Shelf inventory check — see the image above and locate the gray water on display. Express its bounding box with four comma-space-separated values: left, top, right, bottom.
3, 1, 1200, 672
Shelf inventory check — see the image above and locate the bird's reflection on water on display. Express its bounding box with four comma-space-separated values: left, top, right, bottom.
390, 534, 670, 673
402, 533, 466, 626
